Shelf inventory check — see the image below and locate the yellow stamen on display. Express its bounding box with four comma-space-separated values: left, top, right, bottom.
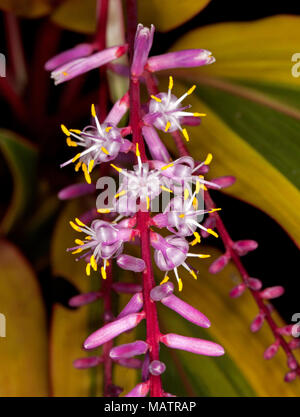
150, 95, 162, 103
190, 231, 201, 246
114, 190, 127, 199
192, 197, 198, 209
66, 137, 77, 147
182, 128, 189, 142
86, 263, 91, 276
97, 208, 111, 213
178, 278, 183, 292
75, 161, 82, 172
207, 228, 219, 238
75, 239, 84, 245
189, 270, 197, 280
85, 236, 92, 240
195, 181, 201, 194
75, 217, 86, 227
161, 185, 173, 193
204, 153, 213, 165
72, 248, 82, 254
88, 159, 94, 173
136, 143, 140, 157
110, 163, 123, 173
101, 266, 107, 279
193, 112, 207, 117
82, 163, 91, 184
101, 146, 109, 155
69, 221, 82, 232
62, 71, 68, 76
160, 276, 170, 285
179, 214, 185, 218
168, 76, 173, 91
72, 153, 81, 163
70, 129, 81, 134
161, 163, 174, 171
91, 103, 96, 118
187, 85, 196, 95
198, 254, 211, 258
61, 124, 70, 136
105, 126, 112, 132
184, 188, 189, 200
90, 255, 97, 271
209, 208, 222, 213
146, 196, 150, 210
165, 121, 171, 132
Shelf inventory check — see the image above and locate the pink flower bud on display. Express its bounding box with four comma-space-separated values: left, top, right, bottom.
200, 217, 216, 238
117, 254, 146, 272
284, 371, 297, 382
69, 291, 103, 307
289, 339, 300, 350
232, 240, 258, 256
83, 312, 145, 350
259, 286, 284, 300
229, 283, 246, 298
276, 325, 294, 336
112, 282, 142, 294
131, 24, 154, 78
142, 126, 171, 163
125, 380, 150, 397
150, 282, 174, 301
105, 92, 129, 125
110, 341, 149, 359
161, 294, 211, 328
73, 356, 103, 369
146, 49, 215, 72
45, 43, 94, 71
58, 183, 96, 200
250, 312, 265, 332
117, 292, 144, 319
149, 360, 166, 376
209, 254, 230, 274
142, 352, 150, 382
117, 358, 143, 369
264, 340, 280, 360
210, 175, 236, 189
247, 277, 262, 291
160, 333, 225, 357
287, 355, 298, 370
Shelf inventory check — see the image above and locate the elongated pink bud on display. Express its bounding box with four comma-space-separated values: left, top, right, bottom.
105, 92, 129, 125
276, 325, 294, 336
112, 282, 142, 294
142, 126, 171, 163
161, 294, 211, 328
181, 116, 201, 127
232, 240, 258, 256
150, 282, 174, 301
117, 292, 144, 319
210, 176, 236, 189
247, 277, 262, 290
160, 333, 224, 356
83, 312, 145, 350
125, 380, 150, 397
45, 43, 94, 71
201, 217, 216, 238
69, 291, 103, 307
209, 254, 230, 274
284, 370, 297, 382
264, 340, 280, 359
117, 358, 143, 369
73, 356, 103, 369
146, 49, 215, 72
149, 360, 166, 376
110, 340, 149, 359
289, 339, 300, 350
259, 286, 284, 300
131, 24, 154, 78
287, 355, 298, 370
117, 254, 146, 272
229, 283, 246, 298
250, 312, 265, 332
58, 183, 95, 200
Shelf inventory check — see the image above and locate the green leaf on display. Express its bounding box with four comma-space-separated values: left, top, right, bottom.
166, 15, 300, 245
0, 239, 48, 396
158, 247, 300, 396
0, 0, 52, 17
0, 129, 37, 234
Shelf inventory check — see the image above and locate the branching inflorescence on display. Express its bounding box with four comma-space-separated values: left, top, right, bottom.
46, 0, 300, 397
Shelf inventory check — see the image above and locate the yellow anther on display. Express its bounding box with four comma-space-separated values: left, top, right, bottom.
75, 239, 84, 245
192, 197, 198, 209
161, 163, 174, 171
114, 190, 127, 199
197, 181, 207, 191
198, 254, 211, 258
75, 161, 82, 172
62, 71, 68, 76
85, 236, 92, 240
69, 221, 82, 232
82, 163, 91, 184
101, 146, 109, 155
179, 214, 185, 218
101, 266, 107, 279
189, 270, 197, 280
178, 278, 183, 292
161, 185, 173, 193
146, 196, 150, 210
182, 128, 189, 142
164, 121, 171, 132
90, 255, 97, 271
150, 95, 162, 103
168, 76, 173, 91
88, 159, 94, 173
61, 124, 70, 136
136, 143, 140, 157
106, 261, 110, 266
190, 231, 201, 246
72, 248, 82, 254
193, 112, 207, 117
204, 153, 213, 165
207, 228, 219, 238
187, 85, 196, 95
66, 137, 77, 147
86, 263, 91, 276
105, 126, 113, 132
72, 153, 81, 163
110, 163, 123, 173
160, 276, 170, 285
75, 217, 86, 227
97, 208, 111, 213
91, 103, 96, 118
70, 129, 82, 134
195, 181, 201, 194
184, 188, 189, 200
209, 208, 222, 213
